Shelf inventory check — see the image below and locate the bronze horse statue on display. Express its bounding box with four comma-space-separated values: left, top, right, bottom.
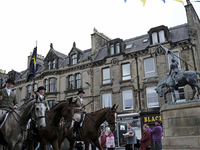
27, 97, 76, 150
64, 104, 118, 150
155, 71, 200, 103
0, 93, 46, 150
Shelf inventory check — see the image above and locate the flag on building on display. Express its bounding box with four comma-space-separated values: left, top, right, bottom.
26, 47, 37, 82
174, 0, 184, 5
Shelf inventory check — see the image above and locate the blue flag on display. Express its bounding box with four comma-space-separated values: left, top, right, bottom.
162, 0, 166, 3
124, 0, 127, 2
26, 47, 37, 82
193, 1, 200, 2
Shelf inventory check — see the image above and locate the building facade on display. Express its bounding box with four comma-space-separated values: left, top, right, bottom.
7, 0, 200, 149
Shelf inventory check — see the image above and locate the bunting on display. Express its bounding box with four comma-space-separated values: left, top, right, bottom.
141, 0, 146, 6
174, 0, 184, 5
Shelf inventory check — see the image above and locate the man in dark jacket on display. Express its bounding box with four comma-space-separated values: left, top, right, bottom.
0, 78, 18, 121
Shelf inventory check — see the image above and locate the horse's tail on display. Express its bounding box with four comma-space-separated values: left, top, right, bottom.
196, 71, 200, 76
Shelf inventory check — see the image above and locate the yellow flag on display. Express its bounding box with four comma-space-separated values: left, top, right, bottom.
174, 0, 184, 5
140, 0, 146, 6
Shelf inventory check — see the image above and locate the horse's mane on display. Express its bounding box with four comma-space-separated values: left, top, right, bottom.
89, 107, 110, 116
50, 100, 68, 110
17, 99, 35, 110
157, 76, 168, 87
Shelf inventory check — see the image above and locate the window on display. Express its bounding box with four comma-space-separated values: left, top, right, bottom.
44, 79, 48, 91
116, 43, 120, 54
68, 75, 74, 89
122, 63, 131, 81
159, 30, 165, 43
102, 68, 111, 84
48, 61, 51, 70
110, 45, 114, 55
27, 85, 32, 98
123, 90, 133, 110
76, 74, 81, 89
152, 32, 158, 45
72, 54, 77, 65
48, 100, 55, 109
125, 44, 132, 49
144, 58, 156, 77
52, 60, 56, 69
146, 87, 159, 108
49, 78, 56, 92
34, 84, 37, 92
102, 93, 112, 108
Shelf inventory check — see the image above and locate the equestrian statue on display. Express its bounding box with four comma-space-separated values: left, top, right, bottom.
155, 44, 200, 103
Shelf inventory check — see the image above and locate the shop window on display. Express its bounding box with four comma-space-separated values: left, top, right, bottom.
123, 90, 133, 110
102, 93, 112, 108
102, 68, 111, 84
146, 87, 159, 108
144, 58, 156, 77
122, 63, 131, 81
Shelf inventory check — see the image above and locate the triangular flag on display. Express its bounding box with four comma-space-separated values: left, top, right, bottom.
162, 0, 166, 3
124, 0, 127, 2
141, 0, 146, 6
174, 0, 184, 5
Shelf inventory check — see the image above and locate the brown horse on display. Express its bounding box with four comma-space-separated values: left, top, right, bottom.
27, 97, 76, 150
62, 104, 118, 150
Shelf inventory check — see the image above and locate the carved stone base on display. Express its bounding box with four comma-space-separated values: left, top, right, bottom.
161, 100, 200, 150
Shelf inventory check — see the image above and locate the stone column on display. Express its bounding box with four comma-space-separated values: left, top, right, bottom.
161, 100, 200, 150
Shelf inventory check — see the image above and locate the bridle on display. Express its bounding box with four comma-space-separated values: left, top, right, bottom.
31, 102, 46, 122
107, 108, 117, 125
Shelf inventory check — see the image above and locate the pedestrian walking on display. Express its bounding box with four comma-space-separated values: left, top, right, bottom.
139, 124, 151, 150
106, 128, 115, 150
101, 130, 107, 150
123, 123, 136, 150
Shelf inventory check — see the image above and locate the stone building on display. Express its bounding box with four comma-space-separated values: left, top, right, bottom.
8, 0, 200, 149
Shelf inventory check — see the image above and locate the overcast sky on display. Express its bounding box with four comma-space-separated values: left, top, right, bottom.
0, 0, 199, 73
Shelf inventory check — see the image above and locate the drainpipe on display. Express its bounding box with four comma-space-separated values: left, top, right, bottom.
134, 53, 141, 111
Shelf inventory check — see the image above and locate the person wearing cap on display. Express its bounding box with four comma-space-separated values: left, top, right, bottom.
146, 119, 162, 150
0, 78, 18, 121
31, 86, 50, 110
71, 89, 86, 137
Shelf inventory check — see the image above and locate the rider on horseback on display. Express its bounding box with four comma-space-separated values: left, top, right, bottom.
169, 57, 180, 89
0, 78, 18, 122
72, 89, 86, 137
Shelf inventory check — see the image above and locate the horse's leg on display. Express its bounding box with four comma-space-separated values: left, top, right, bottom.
92, 138, 103, 150
164, 89, 171, 103
40, 138, 48, 150
7, 142, 15, 150
84, 138, 91, 150
51, 140, 59, 150
66, 137, 75, 150
190, 85, 196, 100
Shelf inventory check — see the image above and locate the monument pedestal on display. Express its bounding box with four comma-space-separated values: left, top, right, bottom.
161, 100, 200, 150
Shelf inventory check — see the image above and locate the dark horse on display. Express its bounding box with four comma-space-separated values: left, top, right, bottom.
155, 71, 200, 103
0, 93, 46, 150
27, 97, 76, 150
64, 104, 118, 150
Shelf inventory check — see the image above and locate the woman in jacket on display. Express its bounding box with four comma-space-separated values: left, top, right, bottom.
106, 128, 115, 150
140, 124, 151, 150
101, 130, 107, 150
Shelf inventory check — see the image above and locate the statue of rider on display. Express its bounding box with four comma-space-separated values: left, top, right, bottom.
169, 57, 181, 89
72, 89, 86, 137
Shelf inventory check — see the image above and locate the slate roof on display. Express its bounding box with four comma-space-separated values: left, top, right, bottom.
52, 49, 67, 59
79, 49, 91, 62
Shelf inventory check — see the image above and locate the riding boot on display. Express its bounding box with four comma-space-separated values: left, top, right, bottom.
72, 121, 79, 137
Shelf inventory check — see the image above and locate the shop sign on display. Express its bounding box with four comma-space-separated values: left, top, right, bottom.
143, 115, 161, 123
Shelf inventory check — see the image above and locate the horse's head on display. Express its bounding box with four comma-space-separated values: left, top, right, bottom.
106, 104, 118, 132
32, 93, 46, 130
155, 86, 163, 97
62, 97, 76, 130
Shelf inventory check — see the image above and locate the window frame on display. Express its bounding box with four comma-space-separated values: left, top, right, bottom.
102, 93, 112, 108
144, 58, 156, 78
68, 75, 74, 89
52, 59, 56, 69
146, 87, 159, 108
122, 63, 131, 81
48, 100, 55, 109
71, 54, 77, 65
110, 44, 114, 55
48, 61, 51, 70
122, 90, 133, 110
102, 67, 111, 85
75, 73, 81, 89
49, 78, 56, 92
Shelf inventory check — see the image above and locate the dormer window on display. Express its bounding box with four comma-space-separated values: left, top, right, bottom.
110, 45, 114, 55
48, 62, 51, 70
148, 25, 169, 45
116, 43, 120, 54
52, 60, 56, 69
72, 54, 77, 65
